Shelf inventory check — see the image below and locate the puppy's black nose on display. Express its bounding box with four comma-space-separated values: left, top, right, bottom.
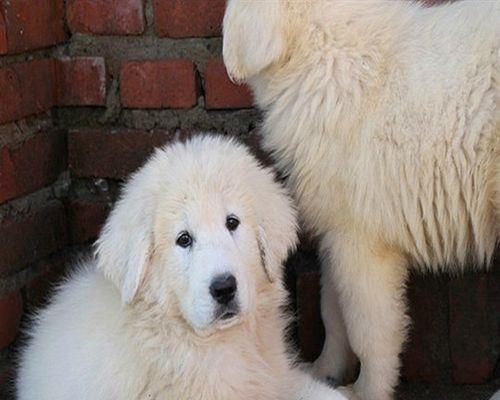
210, 274, 237, 305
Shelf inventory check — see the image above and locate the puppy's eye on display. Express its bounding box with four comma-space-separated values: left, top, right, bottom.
176, 232, 193, 248
226, 215, 240, 232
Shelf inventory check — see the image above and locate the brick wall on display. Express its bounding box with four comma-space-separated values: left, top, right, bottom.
0, 0, 498, 396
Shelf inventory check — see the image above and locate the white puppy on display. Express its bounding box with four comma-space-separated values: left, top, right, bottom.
17, 135, 347, 400
223, 1, 500, 400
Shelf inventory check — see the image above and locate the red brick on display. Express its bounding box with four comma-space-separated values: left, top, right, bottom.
449, 274, 495, 384
0, 290, 23, 348
0, 59, 56, 124
204, 59, 253, 110
0, 0, 66, 55
24, 253, 67, 310
154, 0, 225, 38
0, 10, 7, 53
120, 60, 198, 109
0, 130, 67, 203
68, 199, 110, 244
69, 128, 180, 179
67, 0, 145, 35
0, 202, 68, 278
402, 274, 451, 382
55, 57, 107, 106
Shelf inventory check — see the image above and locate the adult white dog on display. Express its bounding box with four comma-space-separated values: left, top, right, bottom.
17, 136, 347, 400
223, 1, 500, 399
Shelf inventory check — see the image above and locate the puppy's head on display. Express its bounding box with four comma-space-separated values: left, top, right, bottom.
95, 135, 298, 335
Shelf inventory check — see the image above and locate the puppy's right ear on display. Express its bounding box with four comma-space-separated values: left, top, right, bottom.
223, 0, 286, 82
95, 170, 155, 304
255, 176, 298, 284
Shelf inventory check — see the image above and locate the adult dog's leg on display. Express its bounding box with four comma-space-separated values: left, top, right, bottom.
312, 250, 358, 386
331, 236, 409, 400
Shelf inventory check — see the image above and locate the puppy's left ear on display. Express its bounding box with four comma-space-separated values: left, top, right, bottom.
256, 176, 298, 283
95, 170, 155, 304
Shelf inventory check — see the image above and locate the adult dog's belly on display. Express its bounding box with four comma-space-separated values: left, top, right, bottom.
268, 121, 498, 274
359, 143, 498, 271
258, 33, 499, 273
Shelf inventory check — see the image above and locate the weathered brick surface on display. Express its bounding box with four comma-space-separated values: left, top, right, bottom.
24, 253, 67, 311
0, 364, 11, 388
0, 130, 67, 203
68, 199, 110, 244
0, 202, 68, 278
242, 134, 273, 167
55, 57, 107, 106
402, 274, 451, 382
0, 11, 7, 53
154, 0, 225, 38
204, 59, 254, 110
120, 60, 198, 109
288, 241, 324, 362
69, 128, 180, 179
488, 258, 500, 376
0, 291, 23, 348
0, 57, 106, 120
67, 0, 145, 36
449, 274, 495, 384
296, 269, 325, 362
0, 59, 55, 124
0, 0, 66, 54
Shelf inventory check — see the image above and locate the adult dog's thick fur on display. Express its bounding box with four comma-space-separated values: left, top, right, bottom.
223, 1, 500, 400
17, 136, 347, 400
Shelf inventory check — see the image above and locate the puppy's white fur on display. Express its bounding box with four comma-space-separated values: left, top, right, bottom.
224, 2, 500, 399
17, 135, 347, 400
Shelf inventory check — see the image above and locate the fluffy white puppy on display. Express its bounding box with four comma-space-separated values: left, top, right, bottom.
223, 1, 500, 400
17, 135, 347, 400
